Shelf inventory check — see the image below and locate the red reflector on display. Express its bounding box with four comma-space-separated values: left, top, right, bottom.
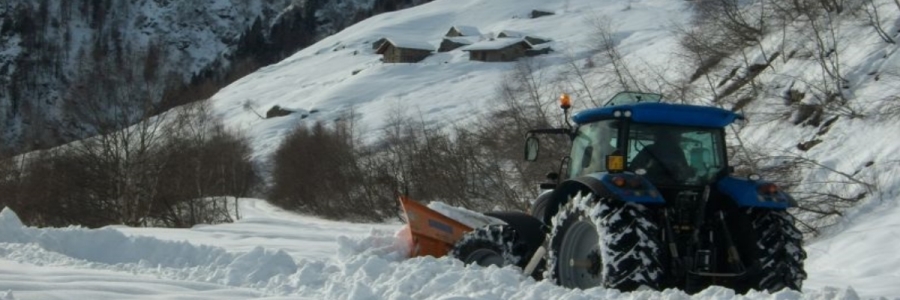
758, 183, 779, 194
612, 176, 626, 187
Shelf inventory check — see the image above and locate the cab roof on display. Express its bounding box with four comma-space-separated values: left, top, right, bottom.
572, 102, 744, 128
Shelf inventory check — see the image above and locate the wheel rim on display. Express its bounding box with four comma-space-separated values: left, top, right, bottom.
558, 217, 602, 289
465, 249, 506, 267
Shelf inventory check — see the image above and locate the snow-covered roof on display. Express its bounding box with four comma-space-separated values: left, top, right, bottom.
449, 25, 481, 36
377, 37, 435, 51
529, 43, 552, 50
442, 36, 480, 45
497, 30, 527, 38
460, 37, 531, 51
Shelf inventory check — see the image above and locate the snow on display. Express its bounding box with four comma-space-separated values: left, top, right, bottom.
460, 37, 530, 51
379, 37, 436, 51
427, 201, 507, 229
496, 29, 527, 38
4, 0, 900, 298
443, 36, 481, 45
0, 199, 890, 299
449, 25, 483, 37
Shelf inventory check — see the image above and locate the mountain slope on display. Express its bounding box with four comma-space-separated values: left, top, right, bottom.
0, 0, 294, 154
0, 0, 431, 156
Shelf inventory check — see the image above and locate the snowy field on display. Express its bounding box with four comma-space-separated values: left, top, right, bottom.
0, 198, 896, 299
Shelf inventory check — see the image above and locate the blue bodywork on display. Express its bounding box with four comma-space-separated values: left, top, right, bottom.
572, 102, 744, 128
567, 173, 795, 208
578, 172, 665, 204
716, 176, 795, 209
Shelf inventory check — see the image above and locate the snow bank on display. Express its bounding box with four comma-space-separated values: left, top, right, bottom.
279, 231, 863, 300
0, 206, 872, 299
0, 207, 295, 287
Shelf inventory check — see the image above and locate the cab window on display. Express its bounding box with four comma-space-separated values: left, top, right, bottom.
568, 120, 618, 178
626, 123, 726, 186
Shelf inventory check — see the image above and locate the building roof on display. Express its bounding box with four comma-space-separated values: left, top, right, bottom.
449, 25, 481, 36
497, 30, 527, 38
529, 43, 552, 51
376, 37, 435, 53
460, 38, 532, 51
442, 36, 480, 45
497, 30, 550, 42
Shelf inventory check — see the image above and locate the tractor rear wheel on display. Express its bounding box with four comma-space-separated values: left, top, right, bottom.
450, 224, 529, 270
747, 209, 807, 292
530, 191, 552, 221
548, 192, 665, 291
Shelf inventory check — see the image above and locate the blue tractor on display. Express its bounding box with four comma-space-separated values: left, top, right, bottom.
449, 92, 806, 293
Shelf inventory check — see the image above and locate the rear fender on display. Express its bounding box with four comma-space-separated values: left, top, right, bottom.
544, 172, 663, 224
716, 176, 796, 209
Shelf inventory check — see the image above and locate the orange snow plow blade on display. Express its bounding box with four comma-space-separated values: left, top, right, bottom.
398, 196, 473, 258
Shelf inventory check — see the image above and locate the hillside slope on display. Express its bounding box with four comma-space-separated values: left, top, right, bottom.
211, 0, 900, 229
210, 0, 690, 161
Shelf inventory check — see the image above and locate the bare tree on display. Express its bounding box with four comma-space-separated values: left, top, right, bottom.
269, 113, 387, 221
1, 44, 256, 228
860, 0, 895, 44
150, 101, 258, 227
588, 17, 642, 91
54, 46, 172, 226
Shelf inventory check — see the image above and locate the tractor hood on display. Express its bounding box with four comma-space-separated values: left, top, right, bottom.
572, 102, 744, 128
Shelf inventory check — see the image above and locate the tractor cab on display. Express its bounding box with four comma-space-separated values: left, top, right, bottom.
528, 92, 741, 189
567, 115, 729, 188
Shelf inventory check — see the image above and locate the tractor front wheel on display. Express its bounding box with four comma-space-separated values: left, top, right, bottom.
450, 224, 529, 270
548, 192, 665, 291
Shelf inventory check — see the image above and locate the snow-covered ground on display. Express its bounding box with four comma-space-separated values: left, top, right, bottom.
3, 0, 900, 298
0, 198, 893, 299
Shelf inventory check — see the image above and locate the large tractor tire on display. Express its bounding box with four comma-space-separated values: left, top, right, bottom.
530, 191, 553, 221
747, 209, 807, 292
450, 224, 529, 270
547, 192, 665, 291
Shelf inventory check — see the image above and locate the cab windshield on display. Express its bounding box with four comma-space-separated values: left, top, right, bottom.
626, 124, 726, 186
567, 120, 619, 178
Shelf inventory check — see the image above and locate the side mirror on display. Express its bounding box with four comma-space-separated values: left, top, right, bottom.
525, 136, 540, 161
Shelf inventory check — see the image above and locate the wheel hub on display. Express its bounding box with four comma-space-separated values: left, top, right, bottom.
558, 218, 602, 289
